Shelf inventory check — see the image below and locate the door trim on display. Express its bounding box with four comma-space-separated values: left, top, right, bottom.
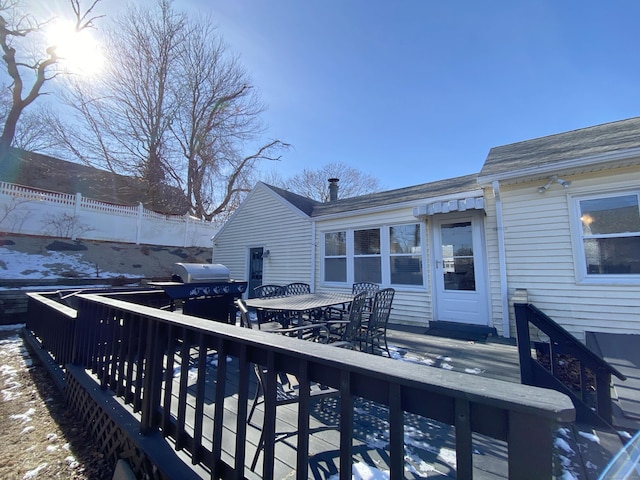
431, 213, 490, 326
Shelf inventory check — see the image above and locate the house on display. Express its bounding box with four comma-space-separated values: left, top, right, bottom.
213, 117, 640, 342
0, 148, 189, 215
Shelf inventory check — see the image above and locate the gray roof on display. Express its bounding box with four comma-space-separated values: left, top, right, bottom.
261, 183, 321, 216
264, 174, 480, 217
480, 117, 640, 180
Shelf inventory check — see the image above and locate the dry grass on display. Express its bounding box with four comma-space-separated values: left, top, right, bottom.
0, 330, 113, 479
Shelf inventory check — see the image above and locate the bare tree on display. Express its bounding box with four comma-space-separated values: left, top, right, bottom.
0, 84, 57, 151
52, 0, 286, 218
171, 20, 287, 220
271, 161, 383, 202
0, 0, 102, 160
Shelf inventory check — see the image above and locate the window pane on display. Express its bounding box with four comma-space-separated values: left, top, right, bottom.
391, 256, 423, 285
325, 258, 347, 282
444, 258, 476, 291
325, 232, 346, 256
390, 224, 421, 254
580, 195, 640, 235
354, 257, 381, 283
441, 222, 473, 256
584, 237, 640, 274
354, 229, 380, 255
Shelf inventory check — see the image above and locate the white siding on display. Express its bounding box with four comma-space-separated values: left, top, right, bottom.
314, 208, 433, 326
499, 166, 640, 341
213, 186, 312, 287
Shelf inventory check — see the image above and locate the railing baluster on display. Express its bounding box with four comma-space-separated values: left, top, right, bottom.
296, 361, 311, 479
339, 369, 353, 480
133, 316, 147, 413
212, 337, 228, 478
455, 398, 473, 478
175, 328, 191, 451
388, 383, 403, 480
192, 332, 208, 463
161, 324, 177, 436
233, 343, 249, 479
262, 351, 277, 479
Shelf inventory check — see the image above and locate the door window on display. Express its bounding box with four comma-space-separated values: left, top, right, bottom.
441, 222, 475, 291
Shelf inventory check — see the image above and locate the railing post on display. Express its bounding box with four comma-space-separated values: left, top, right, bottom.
514, 303, 533, 384
508, 411, 556, 479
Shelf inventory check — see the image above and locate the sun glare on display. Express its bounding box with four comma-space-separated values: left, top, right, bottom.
46, 20, 104, 76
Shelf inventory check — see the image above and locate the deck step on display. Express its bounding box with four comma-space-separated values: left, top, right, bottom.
425, 320, 497, 341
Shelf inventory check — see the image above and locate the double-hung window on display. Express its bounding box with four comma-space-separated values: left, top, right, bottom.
323, 223, 424, 286
575, 193, 640, 280
324, 231, 347, 282
389, 224, 423, 285
354, 228, 381, 283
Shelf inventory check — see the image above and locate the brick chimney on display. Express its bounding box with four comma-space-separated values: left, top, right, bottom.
328, 178, 339, 202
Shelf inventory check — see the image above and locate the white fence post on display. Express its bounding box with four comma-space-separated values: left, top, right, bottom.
183, 215, 190, 247
136, 203, 143, 245
0, 181, 218, 247
72, 192, 82, 240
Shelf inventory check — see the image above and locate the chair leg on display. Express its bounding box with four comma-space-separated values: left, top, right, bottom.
251, 430, 264, 471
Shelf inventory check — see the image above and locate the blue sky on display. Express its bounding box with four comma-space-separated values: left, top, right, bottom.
54, 1, 640, 190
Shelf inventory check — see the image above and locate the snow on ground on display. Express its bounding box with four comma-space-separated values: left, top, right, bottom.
0, 247, 140, 280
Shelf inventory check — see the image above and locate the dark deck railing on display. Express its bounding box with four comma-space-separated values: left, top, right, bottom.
27, 291, 576, 479
514, 302, 626, 427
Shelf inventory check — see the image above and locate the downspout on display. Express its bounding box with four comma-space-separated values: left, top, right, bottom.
310, 220, 316, 292
493, 181, 510, 338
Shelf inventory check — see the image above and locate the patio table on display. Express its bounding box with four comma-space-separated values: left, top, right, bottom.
245, 292, 355, 331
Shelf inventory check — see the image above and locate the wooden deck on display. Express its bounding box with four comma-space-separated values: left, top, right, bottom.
41, 320, 631, 479
142, 336, 514, 479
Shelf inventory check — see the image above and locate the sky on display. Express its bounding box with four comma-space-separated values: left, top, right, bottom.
36, 1, 640, 190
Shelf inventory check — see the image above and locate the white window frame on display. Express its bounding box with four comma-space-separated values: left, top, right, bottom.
321, 222, 427, 289
570, 189, 640, 285
323, 231, 348, 284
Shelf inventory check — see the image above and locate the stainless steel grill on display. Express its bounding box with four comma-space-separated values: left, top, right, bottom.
171, 263, 230, 283
151, 263, 247, 324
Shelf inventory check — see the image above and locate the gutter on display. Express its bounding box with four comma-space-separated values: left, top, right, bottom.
310, 220, 316, 292
493, 181, 510, 338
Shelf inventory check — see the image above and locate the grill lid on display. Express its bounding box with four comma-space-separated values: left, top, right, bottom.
172, 263, 230, 283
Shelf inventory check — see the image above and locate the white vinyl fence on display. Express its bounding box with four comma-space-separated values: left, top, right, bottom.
0, 182, 219, 247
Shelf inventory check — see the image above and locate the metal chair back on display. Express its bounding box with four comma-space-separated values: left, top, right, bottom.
341, 291, 368, 346
352, 282, 379, 311
253, 284, 285, 298
284, 282, 311, 296
364, 288, 395, 356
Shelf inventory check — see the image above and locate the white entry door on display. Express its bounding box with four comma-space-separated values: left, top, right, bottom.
432, 215, 489, 325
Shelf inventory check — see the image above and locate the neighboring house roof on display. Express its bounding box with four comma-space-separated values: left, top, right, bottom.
479, 116, 640, 183
263, 174, 481, 218
0, 148, 189, 215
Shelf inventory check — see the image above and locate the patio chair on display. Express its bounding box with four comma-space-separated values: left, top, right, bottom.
326, 291, 368, 349
253, 284, 285, 298
362, 288, 395, 356
284, 282, 311, 296
352, 281, 380, 312
236, 300, 339, 470
323, 282, 380, 321
236, 299, 330, 342
253, 284, 286, 328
